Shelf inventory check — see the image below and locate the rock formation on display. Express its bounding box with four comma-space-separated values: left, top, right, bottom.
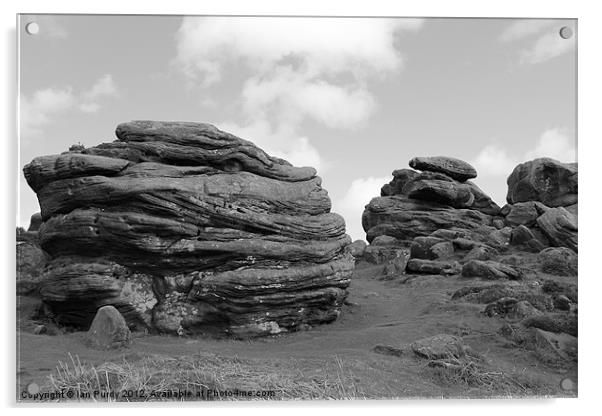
23, 120, 354, 338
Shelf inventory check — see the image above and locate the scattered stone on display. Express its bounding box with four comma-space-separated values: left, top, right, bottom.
372, 344, 405, 357
410, 334, 467, 360
492, 218, 505, 230
536, 207, 578, 252
539, 247, 578, 276
409, 156, 477, 182
463, 245, 496, 261
541, 280, 578, 303
533, 328, 578, 362
85, 305, 132, 350
461, 260, 523, 280
504, 201, 547, 227
365, 246, 407, 265
346, 240, 367, 258
553, 295, 571, 311
406, 259, 461, 275
382, 250, 411, 278
410, 237, 453, 260
506, 158, 578, 207
371, 235, 399, 246
33, 324, 47, 335
521, 313, 578, 337
510, 225, 546, 253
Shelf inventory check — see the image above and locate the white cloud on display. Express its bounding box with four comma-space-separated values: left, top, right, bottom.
20, 87, 76, 137
519, 32, 576, 65
471, 144, 517, 176
524, 128, 577, 162
472, 128, 576, 177
499, 19, 556, 42
333, 176, 390, 241
174, 17, 423, 170
500, 19, 576, 65
32, 16, 68, 39
20, 74, 119, 138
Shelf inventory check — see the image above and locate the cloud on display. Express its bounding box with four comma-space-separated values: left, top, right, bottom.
472, 128, 576, 177
519, 31, 576, 65
174, 17, 424, 170
471, 144, 517, 176
31, 16, 68, 39
499, 19, 556, 42
20, 74, 119, 138
500, 19, 576, 65
333, 176, 390, 241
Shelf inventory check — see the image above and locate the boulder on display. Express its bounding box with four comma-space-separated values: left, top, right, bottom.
506, 158, 577, 207
24, 121, 354, 338
410, 236, 453, 260
522, 313, 578, 337
504, 201, 548, 227
371, 235, 399, 246
409, 156, 477, 182
536, 207, 578, 252
410, 334, 467, 360
381, 169, 419, 196
402, 172, 475, 208
85, 305, 132, 350
510, 225, 547, 253
346, 240, 367, 258
28, 212, 43, 232
463, 245, 496, 261
538, 247, 578, 276
382, 250, 411, 278
364, 246, 407, 265
461, 260, 522, 280
406, 259, 461, 275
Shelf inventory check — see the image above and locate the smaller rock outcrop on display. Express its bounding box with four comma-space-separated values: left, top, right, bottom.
506, 158, 577, 207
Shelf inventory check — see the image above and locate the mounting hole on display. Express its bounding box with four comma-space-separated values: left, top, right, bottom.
25, 22, 39, 35
559, 26, 573, 39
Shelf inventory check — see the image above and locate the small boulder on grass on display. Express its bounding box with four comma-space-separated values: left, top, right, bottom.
411, 334, 469, 360
85, 305, 132, 350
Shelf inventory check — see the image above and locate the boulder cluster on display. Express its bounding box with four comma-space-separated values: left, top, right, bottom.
360, 156, 578, 278
22, 121, 354, 338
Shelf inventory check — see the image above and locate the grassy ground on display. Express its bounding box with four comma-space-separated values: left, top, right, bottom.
17, 258, 577, 402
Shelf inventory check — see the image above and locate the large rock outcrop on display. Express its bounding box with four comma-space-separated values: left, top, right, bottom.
23, 120, 354, 338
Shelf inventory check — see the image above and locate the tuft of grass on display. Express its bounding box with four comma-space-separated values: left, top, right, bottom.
424, 358, 553, 396
44, 352, 367, 402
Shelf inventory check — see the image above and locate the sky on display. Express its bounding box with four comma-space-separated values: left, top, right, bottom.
18, 15, 577, 241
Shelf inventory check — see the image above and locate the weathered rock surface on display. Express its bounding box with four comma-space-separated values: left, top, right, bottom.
506, 158, 577, 207
409, 156, 477, 182
406, 259, 461, 275
346, 240, 367, 258
538, 247, 578, 276
85, 305, 132, 350
536, 207, 578, 252
28, 212, 43, 232
410, 334, 467, 360
461, 260, 522, 280
23, 121, 354, 338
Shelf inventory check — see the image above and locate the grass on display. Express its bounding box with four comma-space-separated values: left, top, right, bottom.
42, 352, 367, 402
423, 358, 554, 397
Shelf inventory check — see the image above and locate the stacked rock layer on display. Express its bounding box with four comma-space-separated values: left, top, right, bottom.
23, 121, 354, 338
361, 156, 577, 277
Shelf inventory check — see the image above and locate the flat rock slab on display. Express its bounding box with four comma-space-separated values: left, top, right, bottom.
409, 156, 477, 182
406, 259, 461, 275
410, 334, 466, 360
85, 305, 132, 350
461, 260, 523, 280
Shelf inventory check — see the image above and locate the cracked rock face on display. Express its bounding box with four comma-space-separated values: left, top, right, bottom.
24, 120, 354, 338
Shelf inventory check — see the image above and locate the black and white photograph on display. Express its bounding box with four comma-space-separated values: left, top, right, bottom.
14, 11, 580, 403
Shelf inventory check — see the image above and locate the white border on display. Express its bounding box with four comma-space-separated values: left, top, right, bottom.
2, 0, 600, 414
